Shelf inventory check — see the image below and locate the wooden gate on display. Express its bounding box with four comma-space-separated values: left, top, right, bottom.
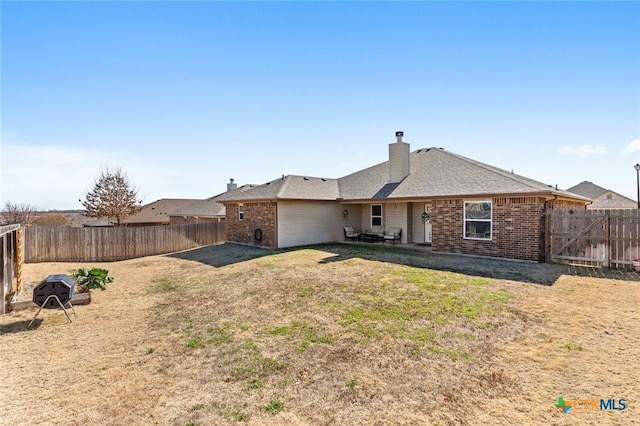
545, 209, 640, 269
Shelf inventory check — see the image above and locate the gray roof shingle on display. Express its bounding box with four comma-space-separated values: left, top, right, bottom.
566, 181, 607, 199
217, 176, 339, 202
121, 198, 202, 224
168, 184, 257, 217
339, 147, 587, 200
219, 147, 589, 203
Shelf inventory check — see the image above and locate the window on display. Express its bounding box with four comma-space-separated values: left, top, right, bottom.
371, 204, 382, 227
606, 194, 612, 200
464, 201, 491, 240
238, 205, 244, 221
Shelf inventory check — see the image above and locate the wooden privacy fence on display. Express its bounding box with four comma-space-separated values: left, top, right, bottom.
25, 222, 226, 263
545, 209, 640, 269
1, 224, 24, 315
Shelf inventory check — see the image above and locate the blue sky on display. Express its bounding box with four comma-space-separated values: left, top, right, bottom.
2, 1, 639, 210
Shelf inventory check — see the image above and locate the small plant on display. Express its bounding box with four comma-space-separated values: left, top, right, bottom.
264, 399, 283, 413
71, 267, 113, 291
345, 378, 358, 389
146, 348, 155, 355
563, 341, 583, 351
187, 336, 203, 349
248, 378, 263, 389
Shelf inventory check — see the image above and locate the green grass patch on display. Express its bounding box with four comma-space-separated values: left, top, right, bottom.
333, 266, 511, 354
211, 401, 249, 422
264, 399, 283, 413
563, 341, 583, 351
345, 378, 358, 389
217, 340, 286, 381
207, 325, 234, 345
247, 378, 263, 389
187, 336, 203, 349
150, 276, 183, 293
267, 320, 334, 353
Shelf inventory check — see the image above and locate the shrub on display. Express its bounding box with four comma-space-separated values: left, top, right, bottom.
71, 267, 113, 291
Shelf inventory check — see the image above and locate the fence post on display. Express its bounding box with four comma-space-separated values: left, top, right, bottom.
603, 210, 610, 268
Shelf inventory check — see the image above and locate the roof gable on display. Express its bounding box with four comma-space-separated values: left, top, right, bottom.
566, 181, 607, 199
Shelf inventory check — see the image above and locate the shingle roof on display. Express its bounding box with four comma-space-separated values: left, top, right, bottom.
566, 181, 607, 199
167, 184, 259, 217
170, 197, 226, 217
121, 198, 202, 224
339, 147, 586, 200
219, 147, 589, 203
217, 176, 339, 202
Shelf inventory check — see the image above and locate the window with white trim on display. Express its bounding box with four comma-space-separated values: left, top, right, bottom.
464, 201, 492, 240
371, 204, 382, 227
238, 205, 244, 221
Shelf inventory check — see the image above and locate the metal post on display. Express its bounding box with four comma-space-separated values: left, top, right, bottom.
635, 164, 640, 209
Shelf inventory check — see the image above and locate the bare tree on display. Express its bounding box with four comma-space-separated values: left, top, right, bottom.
80, 167, 142, 226
1, 202, 39, 225
34, 212, 70, 226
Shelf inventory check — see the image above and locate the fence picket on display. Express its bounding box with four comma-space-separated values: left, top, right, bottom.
24, 223, 226, 263
547, 209, 640, 269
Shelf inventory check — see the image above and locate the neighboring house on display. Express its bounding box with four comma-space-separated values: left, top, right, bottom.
121, 199, 202, 226
168, 198, 226, 224
167, 180, 257, 224
217, 132, 589, 262
566, 181, 636, 209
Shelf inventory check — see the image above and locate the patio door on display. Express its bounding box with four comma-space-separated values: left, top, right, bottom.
424, 203, 432, 244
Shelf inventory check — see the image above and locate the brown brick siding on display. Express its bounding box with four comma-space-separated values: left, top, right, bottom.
225, 202, 277, 248
432, 197, 549, 261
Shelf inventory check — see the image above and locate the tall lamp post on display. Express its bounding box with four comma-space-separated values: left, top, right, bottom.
635, 164, 640, 209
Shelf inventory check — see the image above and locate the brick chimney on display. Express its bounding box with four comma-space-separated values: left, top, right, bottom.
389, 131, 410, 183
227, 178, 237, 191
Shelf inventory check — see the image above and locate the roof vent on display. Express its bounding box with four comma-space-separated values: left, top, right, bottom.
303, 177, 309, 180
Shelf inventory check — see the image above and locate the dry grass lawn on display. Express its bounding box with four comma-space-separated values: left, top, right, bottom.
1, 243, 638, 426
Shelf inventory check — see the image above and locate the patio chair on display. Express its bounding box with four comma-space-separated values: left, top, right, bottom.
383, 227, 402, 244
344, 226, 361, 242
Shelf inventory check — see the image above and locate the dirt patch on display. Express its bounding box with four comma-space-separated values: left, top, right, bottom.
1, 243, 637, 425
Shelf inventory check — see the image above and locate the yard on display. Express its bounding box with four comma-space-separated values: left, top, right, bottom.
0, 243, 638, 425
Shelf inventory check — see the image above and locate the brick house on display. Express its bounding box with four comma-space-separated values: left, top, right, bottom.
218, 132, 589, 261
167, 180, 255, 224
566, 181, 636, 209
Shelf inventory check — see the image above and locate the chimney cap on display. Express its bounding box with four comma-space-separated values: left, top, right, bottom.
395, 131, 404, 137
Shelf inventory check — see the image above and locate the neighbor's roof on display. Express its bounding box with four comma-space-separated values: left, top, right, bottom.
121, 198, 202, 224
169, 197, 226, 217
168, 184, 258, 217
218, 147, 590, 203
566, 181, 609, 199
